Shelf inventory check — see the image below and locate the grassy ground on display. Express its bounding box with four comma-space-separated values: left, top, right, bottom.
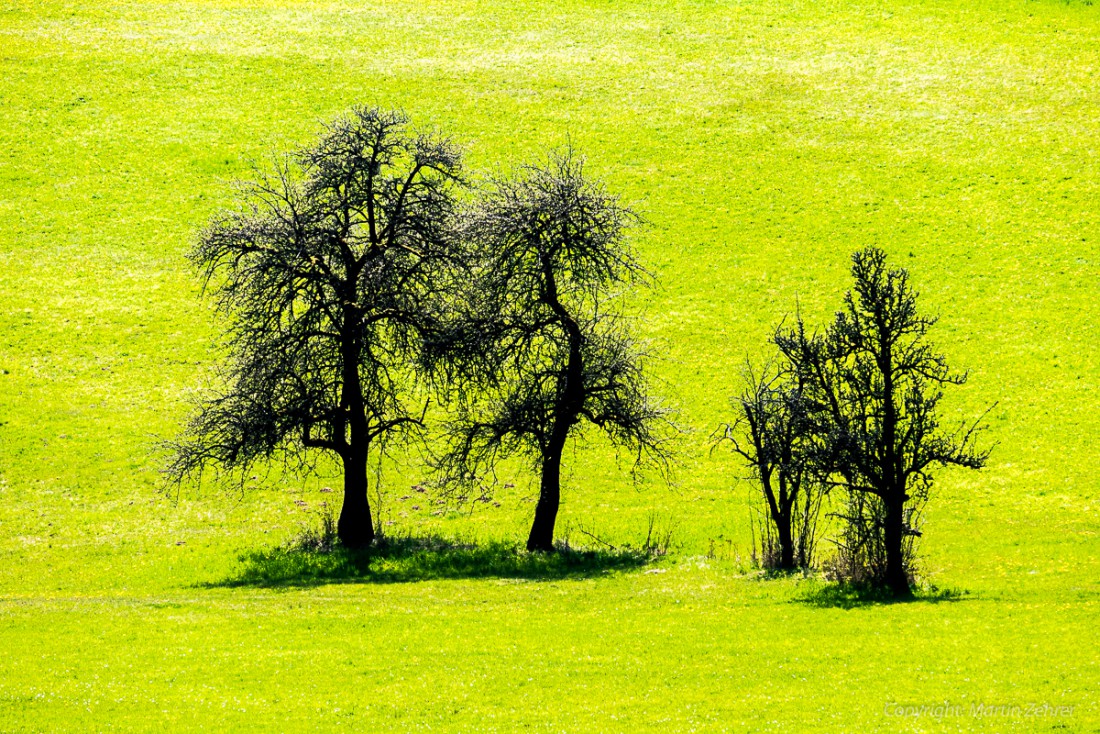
1, 0, 1098, 730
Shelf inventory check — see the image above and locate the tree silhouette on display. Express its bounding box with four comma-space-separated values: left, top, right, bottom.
166, 107, 463, 548
429, 150, 672, 551
775, 247, 992, 595
716, 362, 821, 570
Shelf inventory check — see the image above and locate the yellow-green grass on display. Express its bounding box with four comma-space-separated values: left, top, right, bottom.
0, 0, 1097, 730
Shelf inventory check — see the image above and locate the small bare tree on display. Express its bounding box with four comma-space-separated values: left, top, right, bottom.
716, 362, 822, 570
775, 247, 992, 596
428, 150, 672, 552
166, 107, 464, 548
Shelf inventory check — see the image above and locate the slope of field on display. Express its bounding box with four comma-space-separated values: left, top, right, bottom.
0, 0, 1097, 730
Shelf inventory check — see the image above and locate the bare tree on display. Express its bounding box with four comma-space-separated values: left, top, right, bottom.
428, 150, 672, 552
715, 362, 821, 570
166, 107, 464, 548
775, 247, 992, 596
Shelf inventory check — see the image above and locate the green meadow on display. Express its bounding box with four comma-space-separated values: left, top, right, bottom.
1, 0, 1098, 730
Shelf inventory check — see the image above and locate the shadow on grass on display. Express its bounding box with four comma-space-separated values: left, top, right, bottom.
205, 534, 654, 588
797, 581, 969, 609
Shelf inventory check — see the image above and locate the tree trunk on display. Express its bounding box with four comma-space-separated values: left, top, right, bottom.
527, 436, 565, 552
776, 516, 795, 570
338, 451, 375, 549
883, 496, 910, 597
529, 252, 584, 553
336, 294, 374, 549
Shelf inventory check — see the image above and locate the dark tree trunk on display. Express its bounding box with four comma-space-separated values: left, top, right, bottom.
338, 450, 375, 548
527, 431, 566, 552
770, 474, 796, 570
336, 290, 376, 549
883, 496, 910, 597
879, 340, 910, 596
776, 516, 795, 570
528, 253, 583, 553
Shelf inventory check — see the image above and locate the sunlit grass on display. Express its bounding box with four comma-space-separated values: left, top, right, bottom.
0, 0, 1097, 730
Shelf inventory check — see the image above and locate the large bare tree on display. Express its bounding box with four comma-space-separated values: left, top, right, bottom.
429, 150, 671, 551
775, 247, 991, 596
166, 107, 463, 548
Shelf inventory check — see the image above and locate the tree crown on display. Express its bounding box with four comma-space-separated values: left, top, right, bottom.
167, 107, 464, 486
429, 150, 671, 487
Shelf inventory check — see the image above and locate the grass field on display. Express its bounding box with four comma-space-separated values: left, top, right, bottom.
1, 0, 1098, 730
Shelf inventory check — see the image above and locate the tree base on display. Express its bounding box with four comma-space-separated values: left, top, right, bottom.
526, 537, 556, 553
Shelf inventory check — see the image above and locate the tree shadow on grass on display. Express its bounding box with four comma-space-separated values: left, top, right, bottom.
797, 581, 969, 609
204, 534, 654, 588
